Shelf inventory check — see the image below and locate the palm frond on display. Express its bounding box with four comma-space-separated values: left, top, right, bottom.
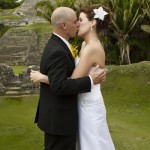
128, 0, 145, 32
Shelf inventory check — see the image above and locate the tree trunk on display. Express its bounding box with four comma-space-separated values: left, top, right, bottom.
120, 42, 131, 65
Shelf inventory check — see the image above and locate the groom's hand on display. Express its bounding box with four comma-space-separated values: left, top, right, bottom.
89, 66, 106, 85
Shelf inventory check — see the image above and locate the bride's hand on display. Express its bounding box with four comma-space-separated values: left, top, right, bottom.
30, 70, 49, 84
30, 70, 43, 83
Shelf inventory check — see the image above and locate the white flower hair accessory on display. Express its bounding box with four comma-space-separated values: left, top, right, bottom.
93, 6, 108, 21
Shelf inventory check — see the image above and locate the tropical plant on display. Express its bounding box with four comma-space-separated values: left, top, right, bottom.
35, 0, 106, 22
141, 0, 150, 33
107, 0, 147, 64
35, 0, 76, 22
35, 0, 149, 64
0, 0, 24, 9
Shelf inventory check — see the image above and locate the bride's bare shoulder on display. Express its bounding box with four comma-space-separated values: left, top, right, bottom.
80, 40, 104, 58
87, 41, 103, 52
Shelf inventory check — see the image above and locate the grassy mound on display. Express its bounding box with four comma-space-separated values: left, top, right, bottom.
0, 61, 150, 150
102, 61, 150, 150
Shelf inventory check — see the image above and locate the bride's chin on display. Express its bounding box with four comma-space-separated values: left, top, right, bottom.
77, 32, 83, 37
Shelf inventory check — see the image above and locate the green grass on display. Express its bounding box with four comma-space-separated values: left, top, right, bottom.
0, 14, 21, 20
102, 61, 150, 150
11, 23, 52, 35
0, 8, 21, 20
0, 61, 150, 150
0, 95, 43, 150
10, 66, 27, 74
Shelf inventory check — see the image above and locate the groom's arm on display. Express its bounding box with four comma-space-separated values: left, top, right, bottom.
46, 50, 91, 95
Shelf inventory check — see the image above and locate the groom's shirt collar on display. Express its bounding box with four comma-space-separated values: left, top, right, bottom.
53, 33, 70, 50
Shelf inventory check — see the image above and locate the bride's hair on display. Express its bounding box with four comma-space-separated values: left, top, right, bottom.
80, 4, 111, 33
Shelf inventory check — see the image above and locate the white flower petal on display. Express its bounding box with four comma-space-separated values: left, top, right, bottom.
93, 6, 108, 21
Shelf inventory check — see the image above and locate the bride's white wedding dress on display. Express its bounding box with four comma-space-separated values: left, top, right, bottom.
76, 57, 115, 150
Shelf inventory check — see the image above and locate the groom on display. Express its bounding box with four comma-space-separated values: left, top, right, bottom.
35, 7, 106, 150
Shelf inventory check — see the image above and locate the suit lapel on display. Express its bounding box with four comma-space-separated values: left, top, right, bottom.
51, 34, 75, 64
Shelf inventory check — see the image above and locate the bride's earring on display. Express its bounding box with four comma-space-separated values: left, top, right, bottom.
90, 25, 93, 31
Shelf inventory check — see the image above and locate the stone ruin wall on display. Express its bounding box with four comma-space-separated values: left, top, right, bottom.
0, 29, 51, 66
14, 0, 43, 18
0, 0, 52, 66
0, 0, 52, 95
0, 64, 40, 96
0, 0, 47, 27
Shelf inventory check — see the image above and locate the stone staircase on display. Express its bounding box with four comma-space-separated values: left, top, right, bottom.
5, 87, 21, 95
5, 81, 22, 95
5, 80, 39, 95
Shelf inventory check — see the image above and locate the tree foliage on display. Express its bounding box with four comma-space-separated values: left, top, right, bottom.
0, 0, 24, 9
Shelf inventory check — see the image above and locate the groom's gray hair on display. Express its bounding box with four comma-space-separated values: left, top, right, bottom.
51, 7, 75, 27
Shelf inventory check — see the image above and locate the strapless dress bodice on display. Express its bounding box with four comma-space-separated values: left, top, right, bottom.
75, 56, 103, 104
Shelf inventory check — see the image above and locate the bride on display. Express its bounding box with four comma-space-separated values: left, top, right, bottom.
30, 4, 115, 150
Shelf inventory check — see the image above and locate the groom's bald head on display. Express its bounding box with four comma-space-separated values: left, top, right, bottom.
51, 7, 78, 40
51, 7, 76, 27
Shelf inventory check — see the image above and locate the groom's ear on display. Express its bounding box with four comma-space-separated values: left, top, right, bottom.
60, 22, 67, 30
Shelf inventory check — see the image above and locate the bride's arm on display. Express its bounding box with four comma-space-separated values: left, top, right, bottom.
29, 50, 92, 84
71, 46, 95, 79
72, 43, 105, 79
29, 42, 87, 84
30, 45, 104, 84
30, 50, 92, 84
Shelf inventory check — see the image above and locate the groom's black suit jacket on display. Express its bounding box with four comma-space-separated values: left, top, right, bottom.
35, 34, 91, 136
